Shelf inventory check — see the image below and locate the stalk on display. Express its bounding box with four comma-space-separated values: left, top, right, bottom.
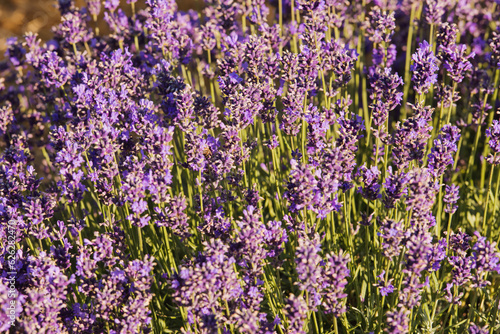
483, 156, 496, 237
402, 3, 417, 117
467, 92, 490, 181
480, 69, 500, 189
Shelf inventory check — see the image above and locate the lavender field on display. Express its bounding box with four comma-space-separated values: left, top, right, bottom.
1, 0, 500, 333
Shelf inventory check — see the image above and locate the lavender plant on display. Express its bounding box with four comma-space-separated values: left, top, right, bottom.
1, 0, 500, 333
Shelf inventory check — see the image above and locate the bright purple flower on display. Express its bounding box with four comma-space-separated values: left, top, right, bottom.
375, 270, 394, 296
469, 323, 489, 334
486, 120, 500, 164
171, 239, 243, 327
378, 219, 405, 259
437, 22, 458, 49
403, 226, 433, 275
321, 250, 350, 316
440, 44, 475, 83
425, 0, 446, 25
405, 168, 439, 220
295, 233, 323, 293
357, 164, 382, 201
58, 11, 93, 44
40, 51, 72, 88
427, 238, 447, 271
368, 66, 404, 129
391, 102, 433, 170
411, 40, 439, 95
428, 125, 461, 178
385, 307, 410, 334
365, 7, 395, 44
383, 167, 410, 209
373, 43, 397, 67
285, 294, 308, 334
443, 184, 459, 214
448, 254, 474, 287
449, 230, 471, 255
471, 231, 500, 287
321, 41, 358, 89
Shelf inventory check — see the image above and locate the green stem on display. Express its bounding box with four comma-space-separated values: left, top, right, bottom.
402, 4, 417, 120
483, 159, 496, 237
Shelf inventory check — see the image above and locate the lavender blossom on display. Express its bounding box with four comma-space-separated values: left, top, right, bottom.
428, 125, 461, 178
411, 40, 439, 95
443, 184, 459, 214
375, 271, 394, 296
440, 44, 475, 83
486, 120, 500, 164
321, 250, 350, 316
295, 233, 323, 295
365, 7, 396, 44
285, 294, 308, 334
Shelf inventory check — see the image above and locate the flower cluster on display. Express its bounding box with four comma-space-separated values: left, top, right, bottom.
1, 0, 500, 333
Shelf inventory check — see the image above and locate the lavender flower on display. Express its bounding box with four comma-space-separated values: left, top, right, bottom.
365, 7, 396, 44
285, 294, 308, 334
428, 125, 461, 178
471, 232, 500, 287
375, 270, 394, 296
440, 44, 475, 83
437, 22, 458, 49
443, 184, 459, 214
357, 164, 382, 201
411, 40, 439, 95
171, 239, 243, 328
385, 308, 410, 334
2, 0, 500, 332
469, 323, 489, 334
295, 233, 323, 294
58, 11, 93, 45
368, 67, 404, 129
489, 29, 500, 69
383, 167, 410, 209
378, 219, 405, 259
425, 0, 446, 25
486, 120, 500, 164
391, 102, 433, 170
321, 250, 350, 316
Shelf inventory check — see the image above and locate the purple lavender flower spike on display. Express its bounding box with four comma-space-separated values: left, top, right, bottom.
471, 231, 500, 287
357, 164, 382, 201
425, 0, 446, 25
322, 250, 350, 316
411, 40, 439, 95
383, 167, 410, 209
486, 120, 500, 164
365, 7, 396, 44
437, 22, 459, 50
428, 125, 461, 178
469, 323, 489, 334
443, 184, 459, 214
375, 271, 394, 296
285, 294, 308, 334
295, 233, 323, 294
440, 44, 475, 83
385, 307, 410, 334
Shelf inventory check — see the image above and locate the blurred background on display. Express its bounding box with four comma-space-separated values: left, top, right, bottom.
0, 0, 200, 58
